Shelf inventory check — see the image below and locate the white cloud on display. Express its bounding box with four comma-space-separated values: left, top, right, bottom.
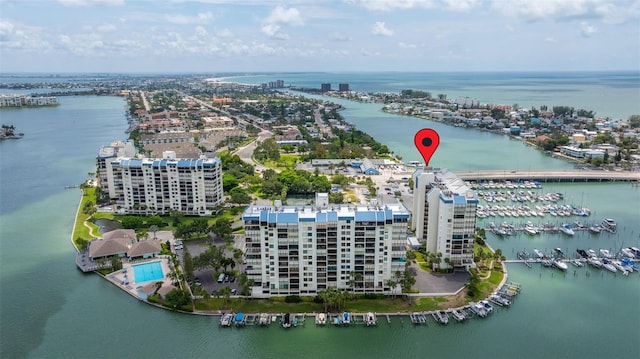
349, 0, 437, 11
580, 21, 597, 37
265, 6, 304, 26
261, 24, 289, 40
332, 32, 351, 41
58, 0, 124, 6
97, 24, 116, 32
372, 21, 393, 36
195, 26, 209, 37
216, 28, 233, 37
491, 0, 640, 23
398, 42, 417, 49
164, 12, 213, 25
544, 36, 557, 42
443, 0, 479, 12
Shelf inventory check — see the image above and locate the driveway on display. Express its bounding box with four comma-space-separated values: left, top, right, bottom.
410, 262, 468, 295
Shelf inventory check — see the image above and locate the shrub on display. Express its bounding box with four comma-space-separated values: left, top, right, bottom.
284, 295, 302, 303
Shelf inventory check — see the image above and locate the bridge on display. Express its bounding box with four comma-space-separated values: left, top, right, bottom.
453, 170, 640, 183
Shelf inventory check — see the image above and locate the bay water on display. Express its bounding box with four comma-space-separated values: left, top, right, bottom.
1, 74, 638, 359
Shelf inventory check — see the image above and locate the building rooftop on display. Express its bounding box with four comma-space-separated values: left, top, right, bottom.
243, 203, 410, 223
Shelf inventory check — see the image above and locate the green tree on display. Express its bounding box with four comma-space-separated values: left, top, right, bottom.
183, 250, 195, 282
628, 114, 640, 128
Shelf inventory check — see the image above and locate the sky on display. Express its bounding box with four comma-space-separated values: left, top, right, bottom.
1, 0, 639, 73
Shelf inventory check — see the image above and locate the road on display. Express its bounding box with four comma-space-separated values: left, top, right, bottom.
232, 129, 273, 172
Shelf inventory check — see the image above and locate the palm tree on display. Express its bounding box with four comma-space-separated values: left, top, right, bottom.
149, 225, 159, 240
385, 279, 397, 298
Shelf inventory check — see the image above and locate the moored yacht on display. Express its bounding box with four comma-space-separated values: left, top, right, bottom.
599, 249, 613, 259
315, 313, 327, 325
602, 218, 617, 232
620, 247, 636, 258
559, 223, 575, 236
364, 312, 377, 326
451, 309, 466, 322
553, 259, 568, 271
587, 257, 603, 268
534, 249, 545, 259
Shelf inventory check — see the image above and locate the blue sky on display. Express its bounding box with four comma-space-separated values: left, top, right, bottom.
1, 0, 639, 73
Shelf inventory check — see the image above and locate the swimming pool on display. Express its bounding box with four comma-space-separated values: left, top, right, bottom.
132, 261, 164, 283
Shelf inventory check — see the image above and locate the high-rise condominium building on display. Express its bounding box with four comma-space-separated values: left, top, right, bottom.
411, 169, 478, 270
242, 194, 410, 296
101, 151, 223, 216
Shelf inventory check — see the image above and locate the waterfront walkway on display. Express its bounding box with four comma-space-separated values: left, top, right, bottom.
454, 170, 640, 183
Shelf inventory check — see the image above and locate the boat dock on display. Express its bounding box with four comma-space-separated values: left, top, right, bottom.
409, 312, 428, 325
455, 170, 640, 183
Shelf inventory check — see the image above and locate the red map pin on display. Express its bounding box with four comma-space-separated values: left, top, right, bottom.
414, 128, 440, 166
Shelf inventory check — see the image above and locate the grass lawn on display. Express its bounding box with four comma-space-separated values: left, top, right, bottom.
72, 187, 100, 245
193, 295, 470, 314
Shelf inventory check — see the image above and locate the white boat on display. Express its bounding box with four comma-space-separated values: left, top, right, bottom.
602, 218, 617, 231
602, 261, 617, 273
611, 260, 627, 272
587, 257, 603, 268
572, 259, 584, 267
534, 249, 545, 259
480, 300, 494, 313
451, 310, 466, 322
342, 312, 351, 325
621, 247, 636, 258
553, 259, 568, 271
315, 313, 326, 325
259, 313, 270, 326
219, 313, 233, 327
523, 226, 538, 235
364, 312, 377, 326
432, 311, 449, 324
599, 249, 613, 259
587, 249, 597, 258
468, 302, 487, 318
559, 224, 575, 236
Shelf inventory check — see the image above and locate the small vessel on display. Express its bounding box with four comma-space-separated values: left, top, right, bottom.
631, 247, 640, 257
468, 302, 487, 318
559, 224, 575, 236
553, 259, 568, 271
292, 314, 298, 327
480, 300, 494, 314
234, 312, 246, 327
554, 248, 565, 258
588, 225, 602, 234
587, 257, 603, 268
602, 218, 617, 232
342, 312, 351, 325
576, 249, 589, 258
599, 249, 613, 259
602, 259, 617, 273
587, 249, 597, 258
259, 313, 270, 326
364, 312, 377, 326
432, 311, 449, 324
572, 259, 584, 267
219, 313, 233, 327
282, 313, 292, 328
315, 313, 327, 325
620, 247, 636, 258
490, 294, 511, 306
534, 249, 545, 259
451, 309, 466, 322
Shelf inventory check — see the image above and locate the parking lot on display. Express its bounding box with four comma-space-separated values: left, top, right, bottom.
175, 237, 244, 297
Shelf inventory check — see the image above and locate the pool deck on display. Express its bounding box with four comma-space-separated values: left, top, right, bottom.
105, 256, 175, 299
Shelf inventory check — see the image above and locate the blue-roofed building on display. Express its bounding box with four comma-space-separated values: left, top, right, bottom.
412, 169, 478, 270
242, 195, 410, 297
104, 151, 223, 216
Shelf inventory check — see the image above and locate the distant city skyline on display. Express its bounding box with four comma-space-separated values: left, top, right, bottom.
1, 0, 639, 73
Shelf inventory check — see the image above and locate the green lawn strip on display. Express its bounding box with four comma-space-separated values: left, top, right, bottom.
413, 297, 447, 311
72, 187, 100, 246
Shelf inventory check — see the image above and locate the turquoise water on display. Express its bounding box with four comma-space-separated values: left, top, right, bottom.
132, 261, 164, 283
1, 74, 638, 359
